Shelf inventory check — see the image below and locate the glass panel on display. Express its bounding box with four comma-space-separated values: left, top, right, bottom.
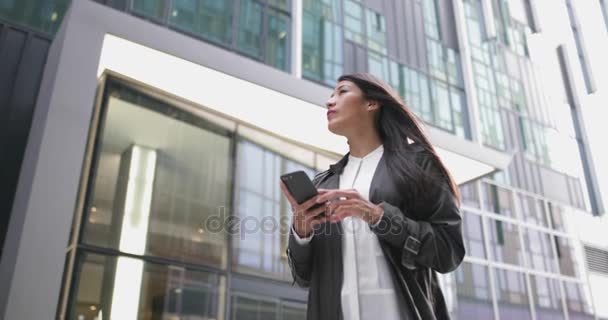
267, 0, 289, 11
133, 0, 164, 19
82, 84, 231, 269
344, 0, 364, 45
431, 80, 453, 132
495, 269, 532, 320
555, 236, 580, 278
281, 301, 307, 320
231, 294, 279, 320
232, 139, 315, 280
522, 227, 558, 273
366, 9, 387, 54
462, 211, 486, 259
427, 39, 447, 81
482, 183, 516, 218
302, 0, 343, 85
168, 0, 233, 45
422, 0, 440, 39
237, 0, 263, 59
459, 183, 480, 209
368, 51, 389, 82
266, 8, 290, 71
548, 202, 566, 232
564, 281, 595, 320
450, 87, 467, 139
454, 263, 495, 320
0, 0, 69, 34
68, 252, 225, 320
447, 48, 463, 86
518, 195, 549, 228
530, 275, 565, 320
487, 218, 524, 266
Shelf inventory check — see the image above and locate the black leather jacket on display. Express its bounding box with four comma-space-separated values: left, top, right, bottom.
286, 144, 465, 320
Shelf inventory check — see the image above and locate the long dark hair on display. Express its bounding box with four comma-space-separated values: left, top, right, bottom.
338, 73, 461, 205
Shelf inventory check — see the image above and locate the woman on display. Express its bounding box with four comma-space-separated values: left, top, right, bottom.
280, 73, 465, 320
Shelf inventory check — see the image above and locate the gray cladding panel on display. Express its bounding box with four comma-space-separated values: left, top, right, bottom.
355, 44, 368, 72
403, 0, 417, 66
413, 2, 428, 71
384, 0, 400, 60
344, 40, 356, 74
437, 0, 459, 49
0, 24, 51, 257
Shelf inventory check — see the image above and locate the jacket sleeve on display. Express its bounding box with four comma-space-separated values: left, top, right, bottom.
370, 154, 465, 273
285, 171, 328, 288
286, 230, 313, 288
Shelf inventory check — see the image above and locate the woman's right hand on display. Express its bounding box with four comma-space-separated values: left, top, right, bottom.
280, 181, 329, 238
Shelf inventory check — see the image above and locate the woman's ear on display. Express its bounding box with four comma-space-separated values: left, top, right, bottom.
367, 100, 380, 111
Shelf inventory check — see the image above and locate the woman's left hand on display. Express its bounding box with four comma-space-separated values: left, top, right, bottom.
315, 189, 384, 225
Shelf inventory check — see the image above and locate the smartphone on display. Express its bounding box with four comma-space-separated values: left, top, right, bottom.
280, 171, 324, 211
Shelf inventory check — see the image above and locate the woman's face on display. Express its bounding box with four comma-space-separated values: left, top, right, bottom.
325, 80, 375, 136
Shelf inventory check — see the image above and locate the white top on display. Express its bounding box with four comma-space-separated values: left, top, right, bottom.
292, 144, 402, 320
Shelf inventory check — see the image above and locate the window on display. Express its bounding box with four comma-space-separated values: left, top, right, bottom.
462, 211, 486, 258
564, 281, 595, 319
494, 269, 533, 320
343, 0, 364, 45
81, 81, 232, 269
530, 276, 565, 320
454, 263, 494, 319
522, 227, 557, 273
487, 218, 523, 266
0, 0, 69, 34
232, 139, 315, 280
302, 0, 343, 85
266, 8, 290, 70
237, 0, 264, 59
518, 195, 549, 228
230, 292, 306, 320
431, 80, 453, 132
168, 0, 233, 45
68, 252, 225, 320
368, 51, 389, 82
133, 0, 164, 20
366, 9, 386, 54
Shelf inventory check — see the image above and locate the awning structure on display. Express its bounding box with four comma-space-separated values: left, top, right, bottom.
98, 34, 512, 185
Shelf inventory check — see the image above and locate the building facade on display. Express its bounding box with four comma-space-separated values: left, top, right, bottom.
1, 0, 607, 319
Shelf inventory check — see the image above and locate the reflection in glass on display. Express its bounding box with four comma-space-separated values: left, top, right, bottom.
344, 0, 364, 44
459, 183, 480, 208
462, 211, 486, 259
494, 269, 532, 320
482, 183, 516, 218
366, 9, 386, 54
0, 0, 69, 34
530, 275, 565, 320
564, 281, 595, 320
266, 8, 290, 71
302, 0, 343, 85
487, 218, 523, 266
518, 195, 549, 227
133, 0, 164, 19
231, 294, 278, 320
69, 252, 225, 320
555, 236, 580, 278
368, 51, 389, 82
230, 293, 306, 320
522, 227, 557, 273
431, 80, 453, 132
168, 0, 233, 45
454, 263, 495, 320
82, 85, 231, 269
237, 0, 263, 59
232, 139, 315, 280
548, 202, 565, 231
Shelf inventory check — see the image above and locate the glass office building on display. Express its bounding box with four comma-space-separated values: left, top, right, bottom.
1, 0, 607, 319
